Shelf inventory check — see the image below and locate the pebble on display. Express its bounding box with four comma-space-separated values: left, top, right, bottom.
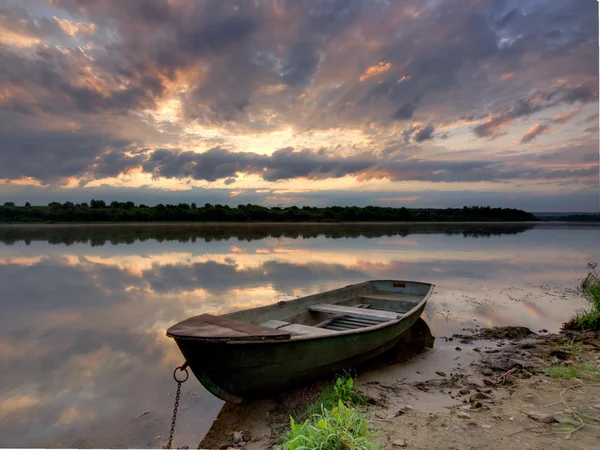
456, 411, 471, 419
480, 424, 492, 429
455, 347, 462, 351
449, 426, 464, 433
459, 388, 470, 395
392, 439, 407, 447
592, 404, 600, 410
482, 368, 493, 376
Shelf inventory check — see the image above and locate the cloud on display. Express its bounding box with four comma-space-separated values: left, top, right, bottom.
392, 103, 416, 121
139, 143, 597, 186
359, 62, 391, 82
474, 80, 599, 137
0, 0, 597, 210
402, 124, 435, 143
53, 17, 95, 37
0, 120, 133, 183
414, 125, 436, 143
142, 146, 376, 182
552, 106, 583, 124
521, 124, 551, 143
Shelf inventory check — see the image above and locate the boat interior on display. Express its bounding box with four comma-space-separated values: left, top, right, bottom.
167, 281, 432, 341
258, 292, 421, 338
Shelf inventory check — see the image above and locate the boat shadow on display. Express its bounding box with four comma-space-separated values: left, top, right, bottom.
198, 318, 434, 448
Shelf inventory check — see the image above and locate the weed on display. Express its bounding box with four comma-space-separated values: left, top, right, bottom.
279, 376, 378, 450
564, 262, 600, 331
305, 375, 366, 418
280, 400, 379, 450
545, 362, 600, 381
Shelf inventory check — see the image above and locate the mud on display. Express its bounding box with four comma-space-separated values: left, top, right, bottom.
198, 325, 600, 450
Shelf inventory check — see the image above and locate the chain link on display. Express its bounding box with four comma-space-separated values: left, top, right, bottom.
166, 363, 189, 450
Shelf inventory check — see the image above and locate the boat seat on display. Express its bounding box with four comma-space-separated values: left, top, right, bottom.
360, 294, 423, 303
308, 303, 402, 321
260, 320, 338, 336
260, 320, 291, 329
166, 314, 291, 341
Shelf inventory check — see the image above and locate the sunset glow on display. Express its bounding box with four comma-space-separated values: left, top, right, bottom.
0, 0, 597, 211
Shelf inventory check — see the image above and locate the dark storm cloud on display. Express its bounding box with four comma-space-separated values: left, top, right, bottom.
281, 40, 321, 88
413, 125, 436, 143
401, 124, 435, 143
142, 146, 376, 182
136, 144, 596, 186
0, 118, 132, 183
392, 103, 416, 121
90, 151, 146, 179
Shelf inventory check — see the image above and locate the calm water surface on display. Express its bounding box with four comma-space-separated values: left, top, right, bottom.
0, 223, 598, 447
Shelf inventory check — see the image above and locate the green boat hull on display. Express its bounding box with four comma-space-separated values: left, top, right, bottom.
169, 280, 433, 402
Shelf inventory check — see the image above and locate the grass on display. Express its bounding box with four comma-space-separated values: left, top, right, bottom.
304, 376, 367, 418
564, 262, 600, 331
546, 361, 600, 381
279, 376, 379, 450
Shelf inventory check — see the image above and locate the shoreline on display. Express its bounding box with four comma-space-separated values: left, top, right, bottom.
2, 220, 598, 228
196, 326, 600, 450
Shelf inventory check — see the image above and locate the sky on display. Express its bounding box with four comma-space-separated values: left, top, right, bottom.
0, 0, 598, 212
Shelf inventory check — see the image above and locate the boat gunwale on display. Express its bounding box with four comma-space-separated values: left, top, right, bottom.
167, 280, 435, 344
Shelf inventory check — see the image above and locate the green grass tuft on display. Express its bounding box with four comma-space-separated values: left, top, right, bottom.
280, 400, 379, 450
279, 376, 378, 450
545, 362, 600, 381
564, 263, 600, 331
305, 375, 366, 418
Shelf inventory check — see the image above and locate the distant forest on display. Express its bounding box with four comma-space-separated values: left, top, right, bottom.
0, 201, 538, 223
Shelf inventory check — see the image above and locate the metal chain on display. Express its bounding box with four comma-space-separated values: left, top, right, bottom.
166, 363, 189, 450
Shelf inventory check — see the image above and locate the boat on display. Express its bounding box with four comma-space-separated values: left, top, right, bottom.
166, 279, 434, 403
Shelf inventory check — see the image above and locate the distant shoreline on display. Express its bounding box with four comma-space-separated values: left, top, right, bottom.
0, 220, 597, 227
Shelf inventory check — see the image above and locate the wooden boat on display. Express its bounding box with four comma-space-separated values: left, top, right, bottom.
166, 280, 434, 403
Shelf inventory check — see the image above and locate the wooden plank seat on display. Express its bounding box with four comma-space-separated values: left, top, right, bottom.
167, 314, 291, 341
260, 320, 338, 336
359, 294, 423, 303
308, 303, 402, 321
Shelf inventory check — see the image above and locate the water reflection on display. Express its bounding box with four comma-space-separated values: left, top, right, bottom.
0, 223, 598, 447
0, 222, 538, 246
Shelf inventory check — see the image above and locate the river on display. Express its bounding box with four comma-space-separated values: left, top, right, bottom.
0, 222, 598, 447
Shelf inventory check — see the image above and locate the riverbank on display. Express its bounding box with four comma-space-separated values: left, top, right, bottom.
198, 326, 600, 449
195, 267, 600, 449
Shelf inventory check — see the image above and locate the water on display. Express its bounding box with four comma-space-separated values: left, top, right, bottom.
0, 222, 598, 447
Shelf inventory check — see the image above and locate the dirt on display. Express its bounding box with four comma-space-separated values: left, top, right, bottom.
452, 326, 536, 342
363, 329, 600, 450
197, 327, 600, 450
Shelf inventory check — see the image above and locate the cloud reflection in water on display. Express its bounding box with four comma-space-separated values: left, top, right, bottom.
0, 223, 598, 447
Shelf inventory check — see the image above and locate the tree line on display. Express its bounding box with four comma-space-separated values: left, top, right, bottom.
0, 201, 538, 223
